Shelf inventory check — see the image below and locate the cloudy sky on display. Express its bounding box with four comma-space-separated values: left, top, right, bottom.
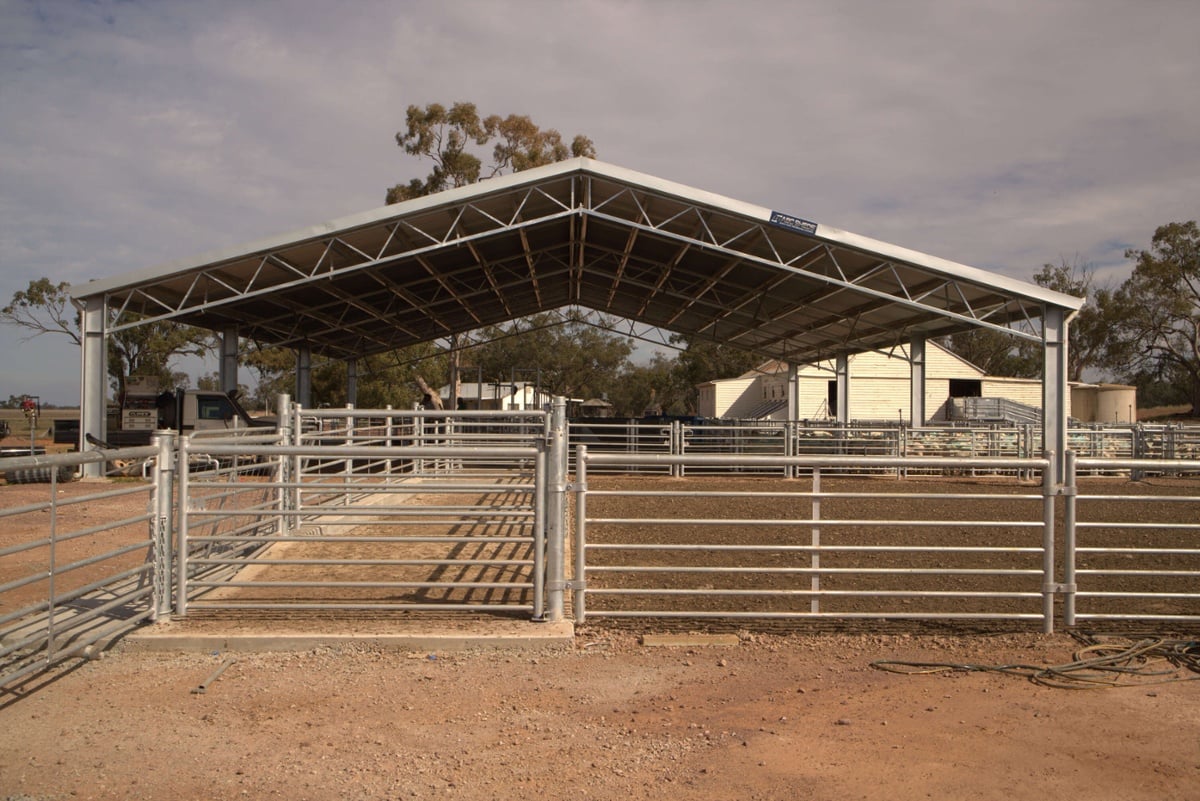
2, 0, 1197, 404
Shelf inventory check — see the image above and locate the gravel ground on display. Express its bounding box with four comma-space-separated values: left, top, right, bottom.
2, 629, 1198, 801
2, 467, 1199, 800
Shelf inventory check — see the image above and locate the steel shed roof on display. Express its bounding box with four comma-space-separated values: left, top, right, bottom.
71, 158, 1084, 364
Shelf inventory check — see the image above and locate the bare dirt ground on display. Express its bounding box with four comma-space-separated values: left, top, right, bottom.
1, 628, 1198, 801
2, 452, 1199, 800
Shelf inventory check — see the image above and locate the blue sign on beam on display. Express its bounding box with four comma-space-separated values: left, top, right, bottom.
768, 211, 818, 235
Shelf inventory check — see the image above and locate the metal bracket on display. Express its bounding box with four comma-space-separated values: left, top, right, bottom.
547, 580, 586, 591
1042, 583, 1077, 594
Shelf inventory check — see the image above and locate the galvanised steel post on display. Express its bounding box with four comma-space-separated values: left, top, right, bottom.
811, 466, 821, 614
384, 405, 395, 476
151, 430, 177, 620
276, 394, 292, 535
672, 420, 683, 478
533, 443, 546, 621
1040, 450, 1057, 634
290, 401, 303, 531
545, 396, 568, 622
175, 434, 191, 617
1063, 450, 1078, 627
414, 404, 425, 476
573, 445, 588, 623
343, 403, 354, 505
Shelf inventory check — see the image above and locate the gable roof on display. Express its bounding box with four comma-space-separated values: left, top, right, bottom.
71, 158, 1084, 366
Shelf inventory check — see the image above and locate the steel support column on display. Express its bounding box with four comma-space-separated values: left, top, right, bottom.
1042, 306, 1069, 482
220, 327, 239, 394
909, 336, 926, 426
545, 396, 568, 622
787, 362, 799, 420
79, 297, 107, 478
346, 358, 358, 407
835, 353, 850, 426
295, 344, 312, 408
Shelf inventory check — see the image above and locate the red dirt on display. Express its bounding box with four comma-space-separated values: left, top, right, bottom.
2, 469, 1198, 800
1, 630, 1197, 800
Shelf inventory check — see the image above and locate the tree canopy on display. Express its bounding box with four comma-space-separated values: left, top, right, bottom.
1107, 221, 1200, 414
1, 278, 214, 400
942, 257, 1109, 383
463, 312, 634, 403
386, 102, 596, 204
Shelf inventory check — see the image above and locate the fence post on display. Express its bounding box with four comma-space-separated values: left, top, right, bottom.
175, 434, 191, 617
1132, 424, 1145, 481
1062, 450, 1078, 628
276, 394, 293, 536
1040, 451, 1057, 634
150, 430, 176, 620
672, 420, 683, 478
785, 420, 796, 479
573, 445, 588, 623
533, 442, 547, 621
343, 403, 354, 505
811, 465, 821, 613
545, 396, 568, 622
413, 405, 425, 476
384, 405, 395, 476
290, 400, 304, 534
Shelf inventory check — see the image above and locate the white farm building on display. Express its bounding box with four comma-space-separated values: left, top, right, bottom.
697, 341, 1059, 424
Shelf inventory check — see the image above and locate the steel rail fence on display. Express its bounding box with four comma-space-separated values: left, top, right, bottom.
566, 419, 1200, 476
0, 442, 164, 689
1064, 452, 1200, 626
176, 441, 547, 619
571, 449, 1058, 630
6, 402, 1200, 690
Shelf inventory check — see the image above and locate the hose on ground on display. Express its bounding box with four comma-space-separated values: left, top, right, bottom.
870, 632, 1200, 689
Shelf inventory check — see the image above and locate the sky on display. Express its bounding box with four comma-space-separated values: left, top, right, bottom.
1, 0, 1197, 405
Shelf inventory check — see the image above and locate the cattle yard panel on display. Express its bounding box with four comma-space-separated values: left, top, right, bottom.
1065, 453, 1200, 627
176, 441, 547, 618
0, 442, 163, 688
296, 407, 548, 491
567, 420, 674, 473
571, 450, 1058, 631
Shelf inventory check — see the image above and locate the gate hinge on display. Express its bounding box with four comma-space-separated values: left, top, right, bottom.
548, 580, 586, 591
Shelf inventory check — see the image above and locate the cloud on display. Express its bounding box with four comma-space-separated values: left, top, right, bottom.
1, 0, 1197, 403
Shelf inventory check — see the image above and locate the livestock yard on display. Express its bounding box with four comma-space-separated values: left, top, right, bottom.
1, 408, 1198, 800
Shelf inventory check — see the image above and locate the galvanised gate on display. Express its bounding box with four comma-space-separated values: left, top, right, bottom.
3, 405, 1199, 687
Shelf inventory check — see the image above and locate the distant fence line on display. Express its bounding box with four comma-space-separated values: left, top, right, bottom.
567, 418, 1200, 474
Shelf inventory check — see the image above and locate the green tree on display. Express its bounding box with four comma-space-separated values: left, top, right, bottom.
1107, 221, 1200, 414
385, 104, 598, 409
241, 343, 296, 410
1, 278, 78, 342
607, 354, 687, 417
465, 312, 633, 402
942, 257, 1107, 381
386, 102, 596, 203
306, 347, 449, 410
1031, 258, 1112, 382
1, 277, 214, 401
941, 327, 1036, 377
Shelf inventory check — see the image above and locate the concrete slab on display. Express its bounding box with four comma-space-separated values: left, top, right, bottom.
121, 621, 575, 654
